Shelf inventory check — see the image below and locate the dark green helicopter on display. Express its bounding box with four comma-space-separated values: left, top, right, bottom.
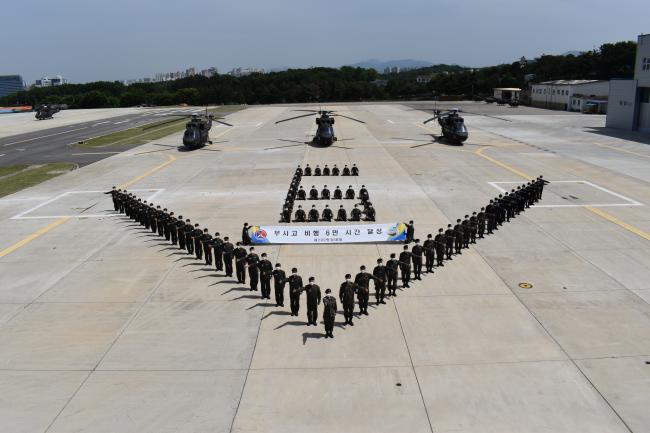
145, 108, 232, 150
274, 109, 365, 147
423, 108, 468, 144
35, 104, 60, 120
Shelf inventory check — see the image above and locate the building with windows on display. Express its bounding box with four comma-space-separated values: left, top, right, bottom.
0, 75, 25, 97
493, 88, 521, 102
34, 75, 68, 87
606, 34, 650, 132
530, 80, 609, 111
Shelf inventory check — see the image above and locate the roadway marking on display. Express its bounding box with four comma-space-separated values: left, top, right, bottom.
0, 154, 4, 157
113, 120, 130, 125
93, 121, 111, 126
596, 143, 650, 159
118, 153, 177, 189
71, 152, 121, 156
1, 153, 178, 257
3, 127, 88, 146
10, 189, 163, 220
0, 217, 69, 258
488, 180, 643, 208
475, 147, 535, 180
477, 146, 649, 240
586, 206, 650, 241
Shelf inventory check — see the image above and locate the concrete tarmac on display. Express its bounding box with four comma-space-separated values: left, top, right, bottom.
0, 102, 649, 433
0, 106, 234, 167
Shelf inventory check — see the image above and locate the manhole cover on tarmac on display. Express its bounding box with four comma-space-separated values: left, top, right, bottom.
518, 282, 533, 289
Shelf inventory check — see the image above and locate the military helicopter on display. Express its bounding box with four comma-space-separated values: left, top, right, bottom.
273, 109, 365, 147
144, 107, 232, 150
35, 104, 60, 120
423, 108, 468, 144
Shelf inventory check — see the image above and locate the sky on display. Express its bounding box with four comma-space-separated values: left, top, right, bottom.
2, 0, 648, 84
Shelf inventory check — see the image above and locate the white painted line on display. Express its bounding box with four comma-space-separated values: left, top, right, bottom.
387, 119, 395, 124
113, 120, 130, 125
93, 121, 111, 126
0, 153, 5, 157
487, 180, 644, 208
10, 189, 164, 220
3, 127, 88, 146
71, 152, 121, 156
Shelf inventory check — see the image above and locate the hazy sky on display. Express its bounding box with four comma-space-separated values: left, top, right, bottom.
3, 0, 648, 83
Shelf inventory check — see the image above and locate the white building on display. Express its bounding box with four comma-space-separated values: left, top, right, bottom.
34, 75, 68, 87
530, 80, 609, 111
606, 34, 650, 132
228, 67, 264, 77
493, 88, 521, 102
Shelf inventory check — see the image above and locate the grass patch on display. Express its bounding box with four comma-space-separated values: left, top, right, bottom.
0, 163, 76, 198
76, 106, 242, 148
0, 164, 29, 178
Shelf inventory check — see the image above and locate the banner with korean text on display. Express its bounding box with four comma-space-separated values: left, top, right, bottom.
247, 223, 407, 244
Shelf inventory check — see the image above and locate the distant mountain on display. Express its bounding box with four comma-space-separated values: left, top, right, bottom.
562, 50, 584, 57
345, 59, 434, 71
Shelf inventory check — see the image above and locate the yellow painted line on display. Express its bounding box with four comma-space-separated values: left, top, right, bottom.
0, 217, 69, 258
585, 206, 650, 241
118, 153, 177, 189
473, 146, 649, 241
596, 143, 650, 159
474, 147, 534, 180
2, 146, 186, 258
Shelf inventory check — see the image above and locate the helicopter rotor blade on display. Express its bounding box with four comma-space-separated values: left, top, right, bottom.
332, 114, 365, 124
264, 143, 306, 151
214, 119, 233, 127
277, 139, 308, 144
291, 109, 320, 113
423, 117, 437, 124
410, 141, 436, 149
274, 113, 316, 124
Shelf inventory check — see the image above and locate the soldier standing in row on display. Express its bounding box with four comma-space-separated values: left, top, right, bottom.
333, 186, 342, 200
323, 289, 337, 338
454, 219, 463, 255
192, 223, 203, 260
242, 223, 251, 245
433, 229, 447, 266
399, 245, 412, 288
234, 242, 247, 284
411, 239, 423, 280
445, 224, 455, 260
304, 277, 321, 326
477, 208, 486, 239
273, 263, 286, 307
323, 165, 330, 176
405, 220, 415, 244
309, 186, 319, 200
246, 247, 260, 291
351, 164, 359, 176
386, 253, 399, 296
212, 232, 224, 271
462, 215, 470, 249
201, 228, 213, 266
169, 213, 178, 245
332, 165, 340, 176
355, 266, 371, 316
259, 253, 273, 299
288, 268, 303, 316
297, 186, 306, 200
424, 234, 435, 273
373, 258, 387, 305
342, 165, 351, 176
184, 219, 194, 255
222, 237, 234, 277
339, 274, 357, 325
176, 216, 186, 250
469, 212, 478, 244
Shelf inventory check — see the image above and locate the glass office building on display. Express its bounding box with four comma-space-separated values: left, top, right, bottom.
0, 75, 25, 97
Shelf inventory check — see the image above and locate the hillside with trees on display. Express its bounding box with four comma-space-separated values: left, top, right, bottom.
1, 41, 636, 108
